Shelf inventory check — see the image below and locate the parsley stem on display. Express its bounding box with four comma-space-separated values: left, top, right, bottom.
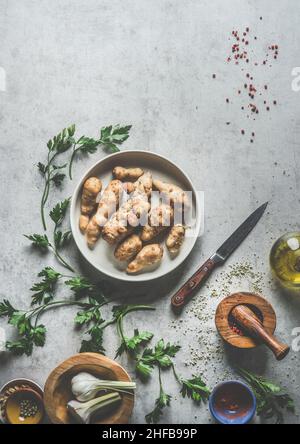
171, 364, 181, 384
49, 244, 75, 273
40, 151, 58, 230
28, 300, 93, 327
158, 366, 163, 392
51, 223, 75, 273
97, 318, 117, 331
118, 305, 155, 341
68, 144, 79, 180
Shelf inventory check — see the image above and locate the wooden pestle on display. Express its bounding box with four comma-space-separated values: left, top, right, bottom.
231, 304, 290, 361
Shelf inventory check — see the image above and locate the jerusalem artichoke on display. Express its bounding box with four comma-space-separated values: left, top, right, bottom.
123, 182, 135, 195
79, 214, 90, 233
133, 171, 153, 198
153, 179, 189, 209
102, 173, 152, 244
113, 166, 144, 182
79, 177, 102, 233
141, 204, 173, 242
114, 234, 143, 261
166, 224, 186, 254
102, 192, 150, 244
85, 180, 123, 248
126, 244, 164, 274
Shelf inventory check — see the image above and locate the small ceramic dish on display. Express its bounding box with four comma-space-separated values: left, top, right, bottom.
209, 381, 256, 425
5, 387, 44, 424
0, 378, 44, 424
70, 150, 201, 282
43, 353, 134, 424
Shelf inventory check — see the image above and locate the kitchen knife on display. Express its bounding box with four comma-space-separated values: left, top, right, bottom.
171, 202, 268, 312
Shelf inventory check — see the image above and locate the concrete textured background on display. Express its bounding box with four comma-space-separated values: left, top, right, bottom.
0, 0, 300, 424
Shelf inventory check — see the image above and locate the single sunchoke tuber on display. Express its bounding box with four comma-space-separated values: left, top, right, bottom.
102, 192, 150, 244
85, 180, 124, 248
153, 179, 189, 209
113, 166, 144, 182
141, 204, 173, 242
102, 173, 152, 245
79, 177, 102, 233
126, 244, 163, 274
133, 171, 153, 198
166, 224, 186, 254
122, 182, 135, 195
114, 234, 143, 262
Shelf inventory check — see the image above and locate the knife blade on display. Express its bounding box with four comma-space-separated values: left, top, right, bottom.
171, 202, 268, 312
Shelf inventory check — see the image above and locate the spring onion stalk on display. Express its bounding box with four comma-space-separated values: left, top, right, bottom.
67, 392, 121, 424
71, 372, 136, 402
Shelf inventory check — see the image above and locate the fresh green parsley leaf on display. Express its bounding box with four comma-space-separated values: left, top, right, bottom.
6, 338, 33, 356
65, 276, 95, 298
75, 305, 103, 327
54, 230, 72, 249
30, 324, 46, 347
9, 312, 31, 335
145, 388, 171, 424
51, 172, 66, 186
24, 234, 50, 249
111, 304, 129, 319
115, 329, 153, 358
0, 299, 16, 317
80, 325, 105, 354
135, 339, 180, 378
76, 136, 100, 154
48, 127, 75, 154
180, 376, 211, 404
38, 266, 61, 281
49, 199, 70, 226
30, 267, 61, 305
238, 368, 295, 423
100, 125, 131, 153
37, 162, 47, 175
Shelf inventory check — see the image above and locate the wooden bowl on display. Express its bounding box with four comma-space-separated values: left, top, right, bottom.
215, 292, 277, 349
44, 353, 134, 424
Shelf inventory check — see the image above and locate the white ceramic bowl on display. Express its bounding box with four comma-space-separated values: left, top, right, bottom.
70, 150, 201, 282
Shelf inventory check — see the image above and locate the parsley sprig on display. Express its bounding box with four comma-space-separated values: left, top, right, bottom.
145, 367, 172, 424
0, 298, 72, 356
78, 304, 155, 355
29, 266, 104, 306
68, 124, 132, 179
39, 125, 75, 230
238, 368, 295, 423
1, 260, 156, 357
25, 199, 74, 272
113, 314, 210, 423
38, 123, 131, 229
30, 267, 62, 305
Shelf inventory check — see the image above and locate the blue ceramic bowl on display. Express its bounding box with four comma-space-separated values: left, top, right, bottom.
209, 381, 256, 425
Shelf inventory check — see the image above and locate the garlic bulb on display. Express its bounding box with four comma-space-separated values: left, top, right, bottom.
67, 392, 121, 424
71, 372, 136, 402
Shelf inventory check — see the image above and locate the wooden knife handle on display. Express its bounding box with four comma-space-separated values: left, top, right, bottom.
171, 258, 217, 312
231, 305, 290, 361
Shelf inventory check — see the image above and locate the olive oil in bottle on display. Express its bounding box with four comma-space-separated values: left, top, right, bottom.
270, 232, 300, 290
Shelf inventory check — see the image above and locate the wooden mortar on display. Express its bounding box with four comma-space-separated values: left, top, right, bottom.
215, 292, 290, 361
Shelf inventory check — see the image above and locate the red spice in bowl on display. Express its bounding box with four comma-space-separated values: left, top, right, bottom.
209, 381, 256, 424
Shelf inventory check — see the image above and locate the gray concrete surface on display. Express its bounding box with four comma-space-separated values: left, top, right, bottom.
1, 0, 300, 424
